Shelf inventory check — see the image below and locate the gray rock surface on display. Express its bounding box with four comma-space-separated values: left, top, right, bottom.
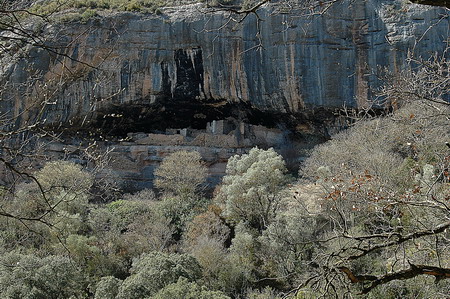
1, 0, 448, 130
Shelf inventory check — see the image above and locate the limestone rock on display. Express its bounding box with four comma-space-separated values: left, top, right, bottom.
0, 1, 448, 131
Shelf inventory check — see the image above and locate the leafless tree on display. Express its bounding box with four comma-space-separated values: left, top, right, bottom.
286, 46, 449, 297
0, 1, 117, 235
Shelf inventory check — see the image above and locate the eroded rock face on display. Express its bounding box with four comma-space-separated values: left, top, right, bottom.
32, 119, 293, 190
1, 0, 448, 133
0, 1, 448, 190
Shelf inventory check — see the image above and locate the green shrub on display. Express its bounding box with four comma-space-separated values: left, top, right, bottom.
155, 150, 207, 199
116, 251, 202, 298
80, 8, 97, 22
0, 161, 93, 249
106, 199, 153, 230
95, 276, 122, 299
31, 0, 172, 17
0, 252, 88, 299
218, 147, 291, 229
154, 277, 231, 299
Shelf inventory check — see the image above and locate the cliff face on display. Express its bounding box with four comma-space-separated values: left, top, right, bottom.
1, 0, 448, 190
1, 0, 448, 133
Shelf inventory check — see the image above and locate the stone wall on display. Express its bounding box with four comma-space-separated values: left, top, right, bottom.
39, 139, 251, 190
30, 121, 286, 190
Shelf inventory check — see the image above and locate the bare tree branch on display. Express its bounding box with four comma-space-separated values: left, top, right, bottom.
339, 263, 450, 294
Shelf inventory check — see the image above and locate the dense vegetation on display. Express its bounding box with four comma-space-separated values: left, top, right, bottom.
28, 0, 243, 21
31, 0, 173, 16
1, 91, 449, 298
1, 0, 449, 298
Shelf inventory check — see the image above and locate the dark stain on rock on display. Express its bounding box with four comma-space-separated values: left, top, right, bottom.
120, 60, 131, 91
173, 47, 204, 100
160, 61, 171, 97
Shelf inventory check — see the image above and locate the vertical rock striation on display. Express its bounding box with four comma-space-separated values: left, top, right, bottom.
0, 0, 448, 130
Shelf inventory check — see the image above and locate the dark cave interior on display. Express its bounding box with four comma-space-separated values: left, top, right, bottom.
93, 100, 284, 137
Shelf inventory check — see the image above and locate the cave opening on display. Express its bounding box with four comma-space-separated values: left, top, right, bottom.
93, 100, 284, 138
